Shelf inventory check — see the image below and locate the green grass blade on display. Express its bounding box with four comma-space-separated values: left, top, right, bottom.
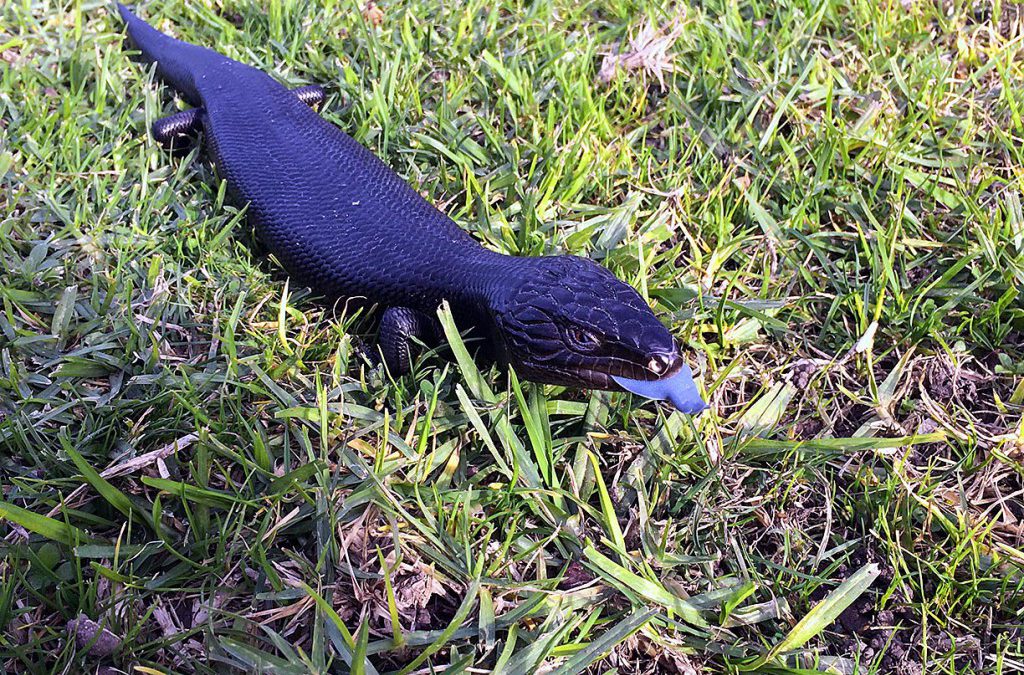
583, 545, 707, 627
0, 502, 91, 547
302, 582, 379, 675
549, 608, 657, 675
63, 440, 152, 529
758, 563, 881, 666
397, 579, 480, 675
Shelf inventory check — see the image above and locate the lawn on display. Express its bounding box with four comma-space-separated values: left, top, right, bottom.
2, 0, 1023, 672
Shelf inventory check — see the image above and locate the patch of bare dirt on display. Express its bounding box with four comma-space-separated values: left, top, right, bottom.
583, 632, 702, 674
813, 543, 923, 672
1000, 2, 1023, 39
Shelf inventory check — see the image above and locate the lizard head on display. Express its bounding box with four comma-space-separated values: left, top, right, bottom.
492, 256, 707, 414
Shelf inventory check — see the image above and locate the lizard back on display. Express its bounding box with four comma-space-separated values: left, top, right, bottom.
120, 5, 498, 312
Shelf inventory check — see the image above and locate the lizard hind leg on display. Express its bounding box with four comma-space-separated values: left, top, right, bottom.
151, 85, 326, 150
152, 108, 201, 149
378, 307, 440, 377
292, 84, 325, 110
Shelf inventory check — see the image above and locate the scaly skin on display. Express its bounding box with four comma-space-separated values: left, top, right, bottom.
117, 4, 699, 397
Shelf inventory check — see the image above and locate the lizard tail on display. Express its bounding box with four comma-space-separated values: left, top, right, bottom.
116, 4, 214, 106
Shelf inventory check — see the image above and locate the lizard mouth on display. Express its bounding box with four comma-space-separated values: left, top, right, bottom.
515, 353, 708, 415
611, 365, 708, 415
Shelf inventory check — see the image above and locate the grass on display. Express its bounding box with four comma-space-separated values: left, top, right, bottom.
1, 0, 1023, 671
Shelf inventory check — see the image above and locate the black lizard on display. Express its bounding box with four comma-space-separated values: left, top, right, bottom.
116, 4, 707, 413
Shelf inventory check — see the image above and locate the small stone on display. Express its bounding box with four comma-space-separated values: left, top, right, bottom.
67, 615, 121, 658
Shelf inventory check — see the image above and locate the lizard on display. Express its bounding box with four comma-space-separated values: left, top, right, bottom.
116, 4, 707, 413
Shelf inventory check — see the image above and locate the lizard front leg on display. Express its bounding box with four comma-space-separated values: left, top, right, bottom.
378, 307, 440, 377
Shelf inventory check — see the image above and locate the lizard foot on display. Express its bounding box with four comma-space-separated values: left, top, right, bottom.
378, 307, 440, 377
151, 84, 328, 149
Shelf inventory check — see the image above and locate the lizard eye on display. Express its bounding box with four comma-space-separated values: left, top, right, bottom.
566, 325, 600, 351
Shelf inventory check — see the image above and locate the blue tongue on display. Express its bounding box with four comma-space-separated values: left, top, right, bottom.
612, 365, 708, 415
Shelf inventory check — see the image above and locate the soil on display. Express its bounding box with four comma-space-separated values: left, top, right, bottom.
819, 544, 923, 672
821, 542, 990, 673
